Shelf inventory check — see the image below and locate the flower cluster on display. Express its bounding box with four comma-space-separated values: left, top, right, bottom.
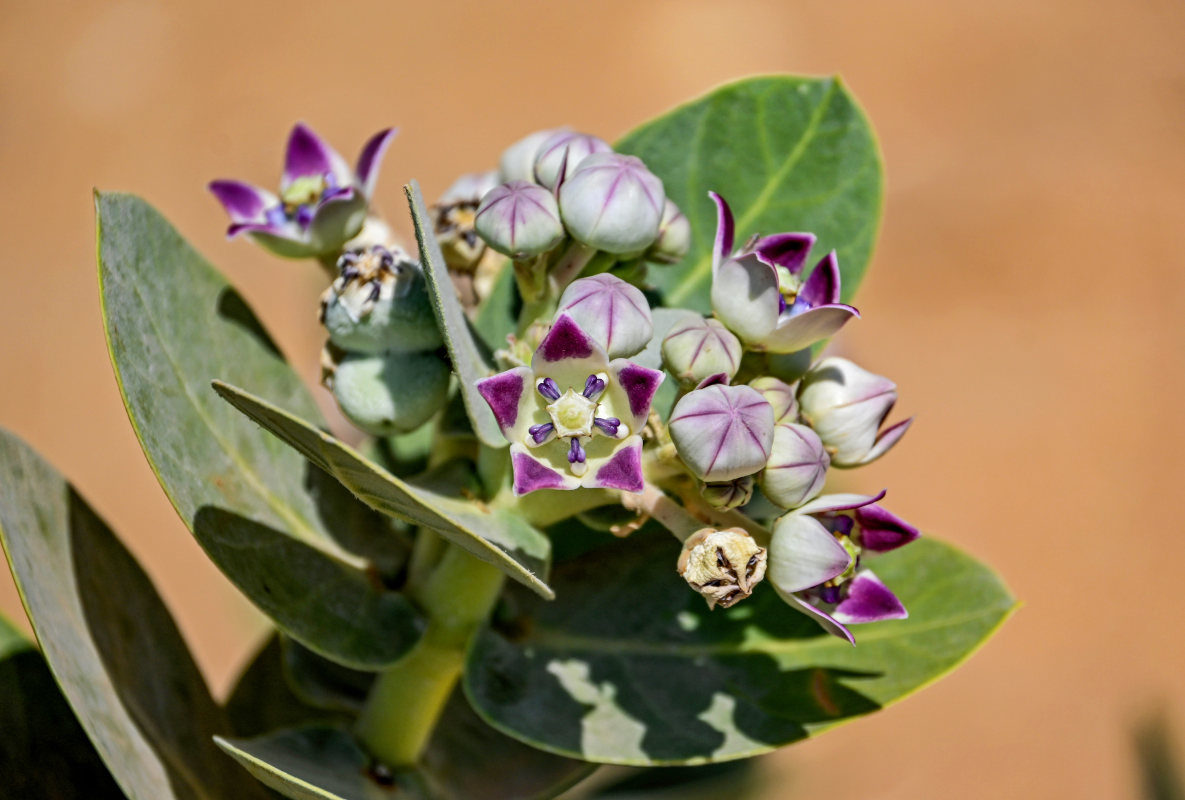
212, 122, 919, 644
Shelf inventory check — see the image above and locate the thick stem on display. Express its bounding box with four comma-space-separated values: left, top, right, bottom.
355, 545, 504, 767
626, 483, 704, 543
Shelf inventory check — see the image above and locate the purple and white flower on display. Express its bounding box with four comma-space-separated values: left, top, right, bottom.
768, 492, 918, 643
708, 192, 859, 353
476, 314, 664, 495
668, 383, 775, 482
210, 123, 396, 259
797, 356, 913, 467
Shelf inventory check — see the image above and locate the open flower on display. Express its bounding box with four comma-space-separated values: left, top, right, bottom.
477, 314, 664, 495
768, 492, 918, 643
708, 192, 859, 353
209, 123, 396, 259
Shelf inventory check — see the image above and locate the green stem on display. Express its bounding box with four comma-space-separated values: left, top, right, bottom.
355, 545, 504, 767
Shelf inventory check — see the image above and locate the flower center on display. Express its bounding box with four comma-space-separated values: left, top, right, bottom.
546, 389, 596, 438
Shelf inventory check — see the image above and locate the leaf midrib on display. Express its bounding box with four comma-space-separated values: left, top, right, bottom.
666, 80, 839, 305
517, 604, 1013, 660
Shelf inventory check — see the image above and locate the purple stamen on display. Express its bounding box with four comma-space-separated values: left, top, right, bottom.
537, 378, 561, 401
568, 437, 586, 464
819, 584, 841, 605
583, 374, 606, 399
787, 295, 811, 316
323, 171, 338, 191
266, 205, 287, 227
778, 294, 787, 315
593, 417, 620, 436
295, 205, 315, 228
528, 422, 554, 444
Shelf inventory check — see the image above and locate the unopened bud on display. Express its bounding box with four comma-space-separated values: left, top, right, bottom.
475, 181, 565, 259
330, 350, 451, 436
661, 317, 742, 389
498, 128, 564, 183
533, 131, 612, 190
319, 247, 441, 354
648, 199, 690, 264
558, 153, 665, 255
748, 376, 798, 423
556, 274, 653, 358
760, 423, 829, 509
677, 527, 768, 610
701, 476, 754, 510
669, 384, 774, 482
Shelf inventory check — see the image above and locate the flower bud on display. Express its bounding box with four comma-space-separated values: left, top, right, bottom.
748, 376, 798, 422
701, 476, 754, 511
798, 357, 912, 467
677, 527, 767, 610
669, 384, 774, 482
533, 131, 612, 190
330, 350, 451, 436
556, 274, 653, 358
319, 247, 442, 354
648, 199, 691, 264
474, 181, 565, 259
558, 153, 665, 255
760, 423, 829, 509
498, 128, 564, 183
661, 317, 742, 389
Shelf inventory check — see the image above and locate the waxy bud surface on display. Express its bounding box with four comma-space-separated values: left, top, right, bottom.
558, 153, 665, 255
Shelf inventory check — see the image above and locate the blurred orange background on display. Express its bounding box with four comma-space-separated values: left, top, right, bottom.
2, 0, 1183, 797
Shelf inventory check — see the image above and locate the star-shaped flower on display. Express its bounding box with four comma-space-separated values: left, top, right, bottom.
477, 314, 664, 495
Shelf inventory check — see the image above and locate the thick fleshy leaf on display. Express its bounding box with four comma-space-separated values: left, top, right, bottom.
217, 692, 593, 800
0, 613, 124, 798
466, 526, 1015, 765
225, 634, 349, 737
0, 430, 269, 800
213, 381, 554, 598
97, 192, 423, 668
405, 181, 505, 447
617, 75, 882, 312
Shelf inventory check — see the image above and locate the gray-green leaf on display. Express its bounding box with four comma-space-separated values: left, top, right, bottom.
617, 75, 882, 312
465, 527, 1014, 765
406, 182, 505, 447
213, 380, 553, 598
217, 692, 592, 800
0, 430, 269, 800
0, 613, 124, 799
97, 192, 423, 669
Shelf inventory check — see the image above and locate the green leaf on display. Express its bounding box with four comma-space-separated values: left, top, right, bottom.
616, 75, 882, 312
472, 262, 517, 354
213, 380, 554, 598
96, 192, 423, 669
0, 430, 269, 800
0, 613, 125, 799
217, 692, 592, 800
405, 182, 504, 448
465, 527, 1014, 765
225, 634, 351, 737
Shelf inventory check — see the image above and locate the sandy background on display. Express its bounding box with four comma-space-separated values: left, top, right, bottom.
2, 0, 1183, 797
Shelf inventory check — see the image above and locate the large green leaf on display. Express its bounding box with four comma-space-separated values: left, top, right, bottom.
0, 613, 124, 799
406, 182, 504, 448
465, 527, 1014, 765
96, 192, 423, 668
616, 75, 882, 312
0, 430, 269, 800
213, 380, 553, 598
217, 692, 593, 800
